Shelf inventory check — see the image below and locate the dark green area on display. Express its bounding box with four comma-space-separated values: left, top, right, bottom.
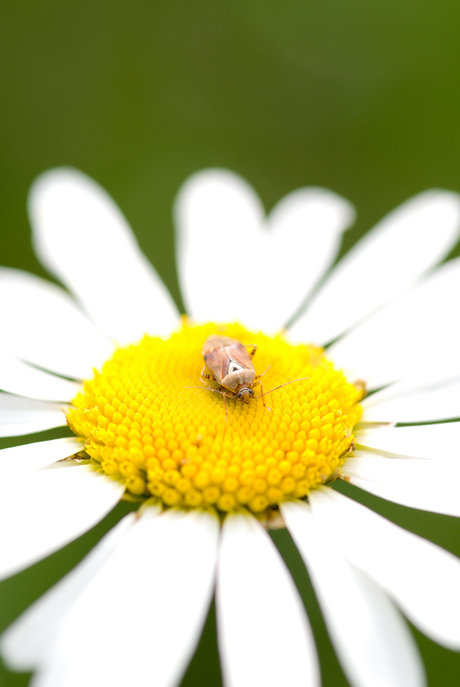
1, 1, 460, 685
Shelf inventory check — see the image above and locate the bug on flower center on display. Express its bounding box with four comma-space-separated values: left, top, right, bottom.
199, 334, 309, 414
66, 322, 363, 516
201, 335, 260, 403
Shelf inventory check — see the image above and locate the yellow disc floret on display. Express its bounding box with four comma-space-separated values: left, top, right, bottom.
67, 321, 363, 516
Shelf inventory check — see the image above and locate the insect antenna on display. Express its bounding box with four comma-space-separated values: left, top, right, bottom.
258, 376, 310, 399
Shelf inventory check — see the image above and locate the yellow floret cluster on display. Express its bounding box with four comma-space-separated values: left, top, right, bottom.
67, 321, 363, 516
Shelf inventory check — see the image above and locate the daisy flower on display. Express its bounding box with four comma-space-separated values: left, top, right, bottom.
1, 167, 460, 687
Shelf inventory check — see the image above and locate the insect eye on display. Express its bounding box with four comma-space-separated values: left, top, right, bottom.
237, 391, 243, 399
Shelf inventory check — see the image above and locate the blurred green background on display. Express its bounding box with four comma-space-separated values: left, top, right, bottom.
1, 1, 460, 685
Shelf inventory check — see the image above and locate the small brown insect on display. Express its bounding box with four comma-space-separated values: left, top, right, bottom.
201, 335, 260, 404
188, 335, 308, 416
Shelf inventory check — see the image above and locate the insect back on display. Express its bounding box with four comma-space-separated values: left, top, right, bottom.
201, 335, 257, 403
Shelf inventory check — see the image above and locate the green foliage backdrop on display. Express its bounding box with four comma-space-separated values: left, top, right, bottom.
1, 2, 460, 685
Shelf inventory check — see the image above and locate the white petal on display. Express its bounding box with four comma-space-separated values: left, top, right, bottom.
175, 169, 354, 332
1, 514, 137, 671
356, 423, 460, 460
29, 508, 219, 687
282, 501, 425, 687
0, 393, 67, 437
0, 355, 80, 402
0, 268, 113, 379
175, 169, 264, 327
30, 168, 179, 344
0, 437, 83, 476
309, 488, 460, 649
362, 377, 460, 423
289, 190, 460, 345
341, 451, 460, 516
0, 465, 124, 581
329, 256, 460, 388
216, 513, 319, 687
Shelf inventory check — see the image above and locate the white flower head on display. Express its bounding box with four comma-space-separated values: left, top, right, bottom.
1, 167, 460, 687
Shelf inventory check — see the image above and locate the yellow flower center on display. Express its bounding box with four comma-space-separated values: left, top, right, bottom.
67, 322, 362, 518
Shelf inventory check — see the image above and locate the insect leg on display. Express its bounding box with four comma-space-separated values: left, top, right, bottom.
198, 380, 232, 420
184, 381, 217, 392
243, 344, 257, 358
201, 366, 213, 380
199, 379, 217, 391
258, 382, 272, 412
255, 364, 272, 382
